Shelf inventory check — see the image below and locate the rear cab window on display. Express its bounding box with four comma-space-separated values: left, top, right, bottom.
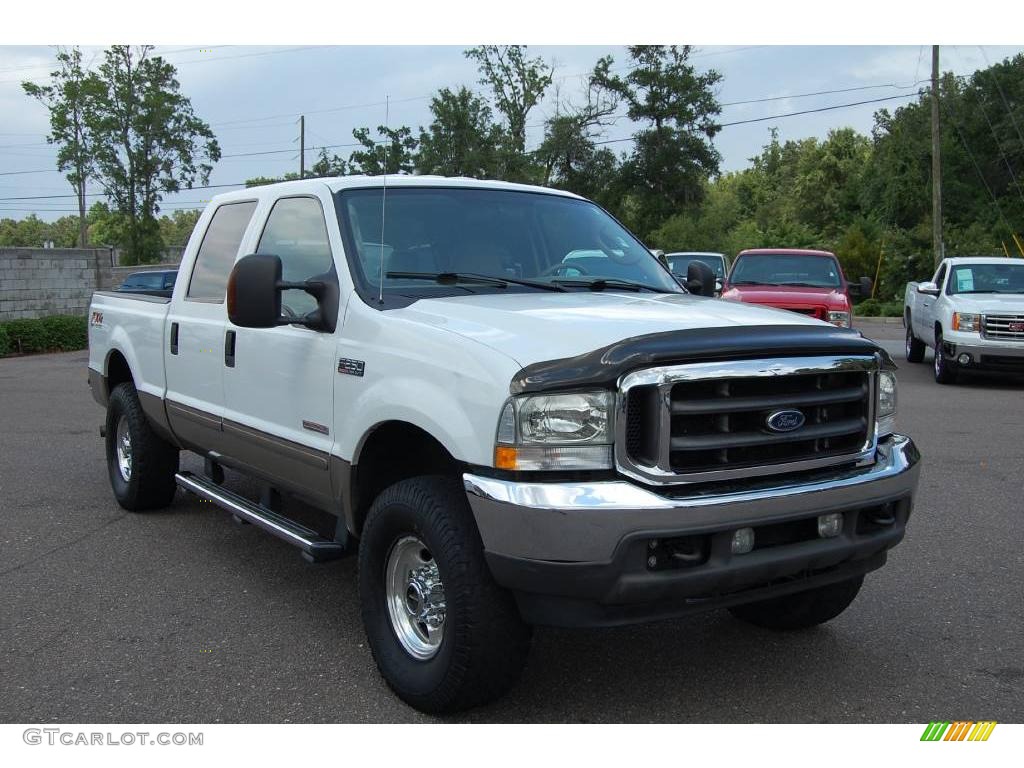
186, 201, 258, 302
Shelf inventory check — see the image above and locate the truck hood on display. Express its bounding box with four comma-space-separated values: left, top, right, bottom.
722, 284, 848, 308
396, 291, 827, 367
950, 293, 1024, 312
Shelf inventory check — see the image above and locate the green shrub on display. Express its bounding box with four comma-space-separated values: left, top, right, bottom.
0, 314, 88, 356
854, 299, 903, 318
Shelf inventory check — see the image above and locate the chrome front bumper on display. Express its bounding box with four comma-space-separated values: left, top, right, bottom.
464, 434, 920, 563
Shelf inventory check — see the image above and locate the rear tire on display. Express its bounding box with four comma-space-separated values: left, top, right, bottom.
905, 324, 925, 363
358, 475, 532, 714
105, 382, 179, 511
933, 331, 959, 384
728, 576, 864, 630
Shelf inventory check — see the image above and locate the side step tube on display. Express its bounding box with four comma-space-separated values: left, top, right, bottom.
175, 471, 346, 562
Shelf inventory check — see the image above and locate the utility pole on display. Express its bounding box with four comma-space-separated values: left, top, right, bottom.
931, 45, 943, 269
299, 115, 305, 179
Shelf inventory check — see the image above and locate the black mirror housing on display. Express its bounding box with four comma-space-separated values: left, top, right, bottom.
685, 260, 717, 297
228, 254, 284, 328
849, 276, 873, 297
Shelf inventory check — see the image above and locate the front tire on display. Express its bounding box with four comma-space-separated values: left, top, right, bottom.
358, 476, 532, 714
905, 324, 925, 363
728, 576, 864, 630
105, 382, 179, 511
933, 331, 959, 384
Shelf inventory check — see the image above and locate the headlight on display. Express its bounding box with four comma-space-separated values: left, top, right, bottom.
828, 311, 851, 328
877, 370, 897, 437
952, 312, 980, 332
494, 391, 614, 470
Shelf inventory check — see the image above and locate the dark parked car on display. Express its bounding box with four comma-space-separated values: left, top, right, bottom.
116, 269, 178, 298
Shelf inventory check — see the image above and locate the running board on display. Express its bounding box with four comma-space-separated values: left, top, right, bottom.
175, 471, 346, 562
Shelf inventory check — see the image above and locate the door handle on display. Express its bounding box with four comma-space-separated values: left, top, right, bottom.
225, 330, 236, 368
170, 322, 179, 355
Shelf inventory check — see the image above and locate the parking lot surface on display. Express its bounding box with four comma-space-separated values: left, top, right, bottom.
1, 318, 1022, 723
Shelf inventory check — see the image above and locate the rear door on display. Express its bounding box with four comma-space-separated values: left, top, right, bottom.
164, 200, 258, 452
220, 192, 341, 506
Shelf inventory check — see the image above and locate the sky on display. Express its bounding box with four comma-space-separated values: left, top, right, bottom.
2, 43, 1023, 222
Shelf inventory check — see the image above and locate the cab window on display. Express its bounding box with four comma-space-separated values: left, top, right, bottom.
187, 202, 257, 301
256, 197, 334, 317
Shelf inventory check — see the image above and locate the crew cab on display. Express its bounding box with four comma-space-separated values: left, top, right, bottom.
722, 248, 872, 328
904, 256, 1024, 383
87, 177, 920, 714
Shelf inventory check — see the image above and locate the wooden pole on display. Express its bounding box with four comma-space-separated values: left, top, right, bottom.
931, 45, 943, 269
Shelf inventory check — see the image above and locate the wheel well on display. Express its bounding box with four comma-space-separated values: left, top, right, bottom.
350, 422, 458, 536
106, 350, 133, 391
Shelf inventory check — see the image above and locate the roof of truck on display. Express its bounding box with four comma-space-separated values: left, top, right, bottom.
943, 256, 1023, 264
208, 175, 584, 205
736, 248, 837, 258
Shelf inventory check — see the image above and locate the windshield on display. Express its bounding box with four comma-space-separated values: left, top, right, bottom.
947, 262, 1024, 295
334, 187, 681, 300
667, 254, 725, 278
729, 253, 842, 289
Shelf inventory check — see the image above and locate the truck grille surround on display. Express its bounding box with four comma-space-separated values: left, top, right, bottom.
617, 355, 879, 485
982, 314, 1024, 342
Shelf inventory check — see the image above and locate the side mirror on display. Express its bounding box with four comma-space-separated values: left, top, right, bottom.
714, 278, 724, 296
228, 254, 283, 328
227, 254, 337, 332
686, 260, 717, 298
916, 281, 940, 296
858, 276, 873, 296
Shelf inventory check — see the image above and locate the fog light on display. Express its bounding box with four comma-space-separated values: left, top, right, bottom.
957, 353, 971, 365
731, 527, 755, 554
817, 513, 844, 538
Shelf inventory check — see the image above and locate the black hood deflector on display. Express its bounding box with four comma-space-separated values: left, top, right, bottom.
510, 324, 890, 394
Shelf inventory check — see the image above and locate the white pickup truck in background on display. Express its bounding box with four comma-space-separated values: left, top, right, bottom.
904, 256, 1024, 383
88, 176, 919, 713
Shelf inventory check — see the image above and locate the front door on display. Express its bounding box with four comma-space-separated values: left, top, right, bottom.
221, 193, 340, 507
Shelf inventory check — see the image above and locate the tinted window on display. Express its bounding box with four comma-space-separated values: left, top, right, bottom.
336, 188, 679, 297
256, 196, 334, 316
187, 201, 257, 301
123, 272, 163, 289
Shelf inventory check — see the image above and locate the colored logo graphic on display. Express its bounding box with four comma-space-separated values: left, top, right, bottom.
920, 721, 997, 741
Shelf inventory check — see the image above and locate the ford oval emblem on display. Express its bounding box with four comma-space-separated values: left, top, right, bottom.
766, 409, 805, 433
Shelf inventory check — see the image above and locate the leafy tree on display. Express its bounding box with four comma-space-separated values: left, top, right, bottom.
347, 125, 418, 175
416, 87, 501, 178
309, 148, 348, 178
82, 46, 220, 264
591, 46, 722, 234
245, 173, 300, 188
22, 47, 94, 248
465, 45, 553, 181
158, 209, 202, 247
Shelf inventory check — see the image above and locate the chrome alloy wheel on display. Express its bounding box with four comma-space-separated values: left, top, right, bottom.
115, 415, 132, 482
385, 536, 447, 660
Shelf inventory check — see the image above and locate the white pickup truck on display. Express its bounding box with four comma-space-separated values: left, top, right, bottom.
88, 176, 920, 713
904, 256, 1024, 383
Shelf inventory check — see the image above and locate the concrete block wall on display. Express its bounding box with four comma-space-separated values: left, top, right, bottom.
0, 248, 114, 321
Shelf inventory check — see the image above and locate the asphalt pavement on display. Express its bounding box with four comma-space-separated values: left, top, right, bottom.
1, 319, 1022, 723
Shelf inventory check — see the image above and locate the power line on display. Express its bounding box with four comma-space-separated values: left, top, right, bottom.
592, 92, 921, 145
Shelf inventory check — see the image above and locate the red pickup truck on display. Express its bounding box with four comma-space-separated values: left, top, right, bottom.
721, 248, 872, 328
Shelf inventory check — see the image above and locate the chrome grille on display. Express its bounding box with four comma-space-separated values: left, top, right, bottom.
982, 314, 1024, 341
617, 355, 878, 485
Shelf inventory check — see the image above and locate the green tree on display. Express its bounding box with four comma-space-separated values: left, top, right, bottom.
22, 47, 94, 248
158, 209, 202, 247
465, 45, 553, 181
591, 46, 722, 235
347, 125, 418, 175
82, 45, 220, 264
416, 87, 501, 178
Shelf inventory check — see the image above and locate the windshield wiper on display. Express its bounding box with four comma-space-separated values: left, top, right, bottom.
552, 278, 673, 293
776, 282, 833, 288
386, 271, 568, 292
